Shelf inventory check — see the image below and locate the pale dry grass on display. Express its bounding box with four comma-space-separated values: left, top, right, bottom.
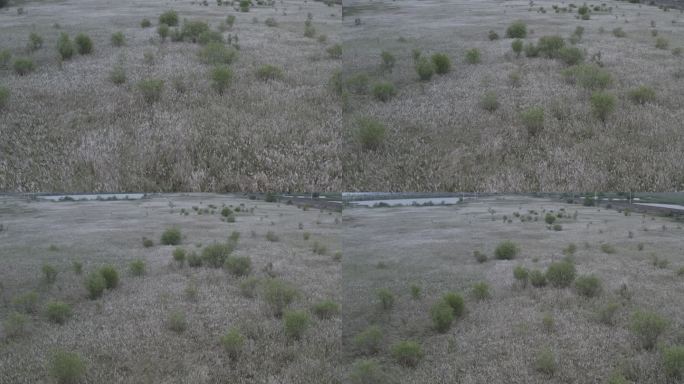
0, 194, 341, 383
342, 195, 684, 383
341, 0, 684, 191
0, 0, 342, 192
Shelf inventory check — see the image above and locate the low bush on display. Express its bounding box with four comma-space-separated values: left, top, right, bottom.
372, 81, 396, 102
202, 242, 233, 268
558, 46, 584, 65
524, 42, 539, 58
85, 272, 106, 299
312, 300, 339, 319
42, 264, 58, 285
537, 35, 565, 58
98, 266, 119, 289
544, 213, 556, 225
265, 231, 279, 242
109, 65, 126, 85
410, 284, 421, 299
495, 240, 519, 260
627, 86, 656, 105
354, 325, 383, 354
546, 261, 576, 288
612, 27, 626, 38
590, 91, 616, 122
129, 259, 145, 276
265, 17, 278, 27
520, 106, 544, 136
187, 252, 202, 267
529, 269, 547, 287
416, 57, 435, 81
3, 312, 28, 338
74, 33, 93, 55
356, 117, 386, 150
488, 30, 499, 40
506, 21, 527, 38
512, 39, 523, 57
111, 31, 125, 47
198, 42, 237, 65
596, 302, 619, 325
48, 350, 86, 384
157, 24, 170, 42
263, 279, 299, 316
181, 20, 210, 43
327, 44, 342, 59
442, 292, 465, 317
159, 10, 179, 26
161, 227, 181, 245
0, 49, 10, 69
0, 86, 7, 108
72, 261, 82, 275
45, 301, 72, 324
431, 53, 451, 74
480, 91, 499, 112
465, 48, 481, 64
57, 33, 74, 60
600, 244, 616, 254
514, 265, 529, 287
430, 300, 454, 332
141, 18, 152, 28
172, 248, 186, 266
473, 250, 487, 263
256, 64, 283, 81
574, 275, 601, 297
629, 310, 668, 349
561, 64, 612, 90
142, 237, 154, 247
138, 79, 164, 104
663, 346, 684, 379
211, 65, 233, 94
377, 288, 394, 310
349, 359, 386, 384
553, 224, 562, 231
168, 310, 187, 333
220, 327, 244, 359
380, 51, 395, 71
13, 57, 35, 76
239, 276, 260, 298
655, 37, 669, 50
471, 282, 491, 300
283, 310, 310, 340
225, 255, 251, 276
391, 341, 423, 367
535, 348, 557, 375
28, 32, 43, 51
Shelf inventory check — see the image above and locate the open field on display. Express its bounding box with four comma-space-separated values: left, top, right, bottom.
0, 0, 342, 192
342, 196, 684, 383
0, 194, 341, 383
341, 0, 684, 191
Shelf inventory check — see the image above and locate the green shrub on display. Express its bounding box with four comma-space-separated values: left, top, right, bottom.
430, 300, 454, 332
226, 14, 236, 28
480, 91, 499, 112
129, 259, 145, 276
558, 46, 584, 65
410, 284, 421, 299
239, 0, 250, 12
28, 32, 43, 51
349, 359, 386, 384
187, 252, 202, 267
655, 37, 669, 50
98, 266, 119, 289
266, 231, 279, 242
202, 242, 233, 268
354, 325, 383, 354
465, 48, 481, 64
574, 275, 601, 297
612, 27, 626, 38
552, 224, 562, 231
377, 288, 394, 310
416, 57, 435, 81
312, 241, 328, 255
471, 282, 491, 300
535, 348, 556, 375
529, 269, 547, 287
544, 213, 556, 225
473, 250, 487, 263
42, 264, 58, 284
312, 300, 339, 319
263, 279, 299, 316
256, 64, 283, 81
537, 35, 565, 58
495, 240, 519, 260
356, 117, 385, 150
109, 64, 126, 85
239, 276, 260, 298
442, 292, 465, 317
220, 327, 244, 359
141, 18, 152, 28
678, 266, 684, 276
142, 237, 154, 247
627, 86, 656, 105
0, 49, 10, 69
211, 65, 233, 94
45, 301, 72, 324
520, 106, 544, 136
431, 53, 451, 74
596, 302, 620, 325
524, 42, 539, 58
600, 244, 616, 254
506, 21, 527, 38
283, 310, 309, 340
545, 261, 575, 288
48, 350, 86, 384
161, 227, 181, 245
13, 293, 39, 314
346, 72, 369, 94
3, 312, 28, 338
225, 255, 251, 276
72, 261, 83, 275
111, 31, 125, 46
57, 33, 74, 60
380, 51, 395, 71
74, 33, 93, 55
157, 24, 170, 41
198, 42, 237, 65
167, 310, 187, 333
512, 39, 523, 57
590, 91, 616, 122
85, 272, 106, 299
561, 64, 612, 90
181, 20, 210, 42
488, 30, 500, 40
172, 248, 186, 266
264, 17, 278, 27
137, 79, 164, 104
327, 43, 342, 59
663, 346, 684, 379
514, 265, 529, 287
13, 57, 35, 76
372, 81, 396, 102
391, 341, 423, 367
629, 310, 668, 349
159, 10, 179, 26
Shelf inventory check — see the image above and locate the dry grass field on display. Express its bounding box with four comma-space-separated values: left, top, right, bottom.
342, 196, 684, 383
341, 0, 684, 191
0, 194, 341, 383
0, 0, 342, 192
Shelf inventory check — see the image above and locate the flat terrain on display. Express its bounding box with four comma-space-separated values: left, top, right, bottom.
0, 194, 341, 383
0, 0, 342, 192
342, 0, 684, 191
342, 196, 684, 383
